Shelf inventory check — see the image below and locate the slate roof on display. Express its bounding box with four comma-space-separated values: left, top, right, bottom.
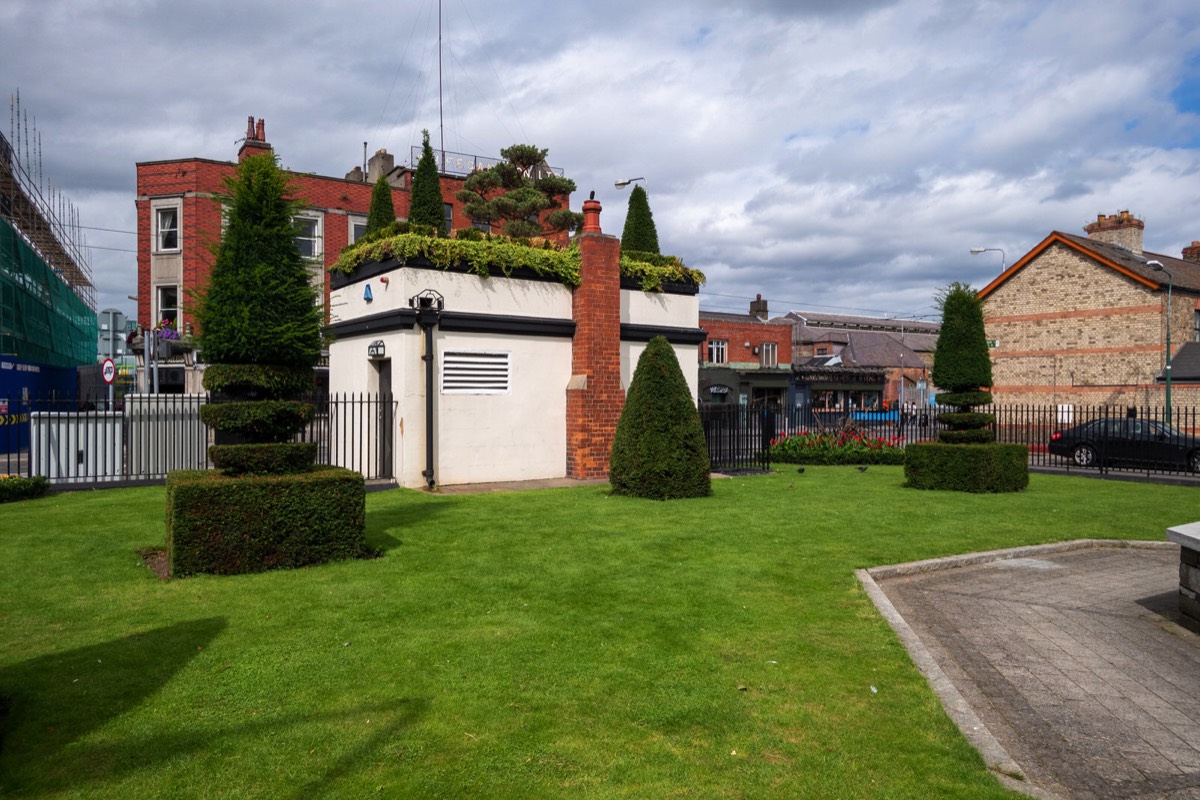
1159, 341, 1200, 383
781, 310, 941, 334
979, 232, 1200, 298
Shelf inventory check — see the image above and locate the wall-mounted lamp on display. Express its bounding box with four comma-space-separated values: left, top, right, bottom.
363, 284, 374, 302
367, 340, 386, 359
408, 289, 445, 311
743, 341, 751, 348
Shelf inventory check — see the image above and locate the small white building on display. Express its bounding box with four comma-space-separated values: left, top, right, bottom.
325, 198, 703, 489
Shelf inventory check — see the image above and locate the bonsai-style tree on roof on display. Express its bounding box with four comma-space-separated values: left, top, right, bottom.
456, 143, 581, 238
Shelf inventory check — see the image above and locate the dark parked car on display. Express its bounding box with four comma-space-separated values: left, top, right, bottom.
1049, 418, 1200, 472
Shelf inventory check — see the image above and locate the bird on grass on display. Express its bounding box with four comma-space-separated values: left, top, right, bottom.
856, 466, 868, 472
796, 467, 805, 474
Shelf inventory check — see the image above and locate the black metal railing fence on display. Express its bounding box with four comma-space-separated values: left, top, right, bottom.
0, 393, 398, 486
718, 402, 1199, 477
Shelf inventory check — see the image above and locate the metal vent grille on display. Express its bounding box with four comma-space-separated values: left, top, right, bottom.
441, 351, 510, 395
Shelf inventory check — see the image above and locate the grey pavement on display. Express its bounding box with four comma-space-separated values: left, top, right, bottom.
863, 541, 1200, 800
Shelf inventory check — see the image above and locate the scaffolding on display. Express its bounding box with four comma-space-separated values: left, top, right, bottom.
1, 95, 98, 368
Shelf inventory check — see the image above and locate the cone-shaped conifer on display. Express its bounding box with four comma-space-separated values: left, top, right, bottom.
620, 184, 660, 254
364, 173, 396, 238
610, 336, 711, 499
410, 129, 446, 235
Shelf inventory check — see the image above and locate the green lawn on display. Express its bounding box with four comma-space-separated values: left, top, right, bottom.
0, 468, 1192, 798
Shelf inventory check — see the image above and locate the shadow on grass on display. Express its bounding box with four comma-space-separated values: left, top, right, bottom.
364, 492, 450, 554
0, 617, 227, 792
0, 617, 429, 796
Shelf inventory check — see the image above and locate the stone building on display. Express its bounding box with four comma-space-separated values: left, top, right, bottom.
978, 211, 1200, 410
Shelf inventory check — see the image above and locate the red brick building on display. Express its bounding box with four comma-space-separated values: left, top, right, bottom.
698, 295, 794, 408
135, 116, 527, 338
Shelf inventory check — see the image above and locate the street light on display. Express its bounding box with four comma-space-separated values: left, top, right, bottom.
970, 247, 1006, 271
1148, 260, 1174, 424
614, 177, 645, 189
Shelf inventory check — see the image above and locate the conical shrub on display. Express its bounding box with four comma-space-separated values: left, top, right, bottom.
610, 336, 711, 500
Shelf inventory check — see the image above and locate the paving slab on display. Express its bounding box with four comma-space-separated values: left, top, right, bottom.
862, 541, 1200, 800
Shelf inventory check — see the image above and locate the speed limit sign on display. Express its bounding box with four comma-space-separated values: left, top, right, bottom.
101, 358, 116, 385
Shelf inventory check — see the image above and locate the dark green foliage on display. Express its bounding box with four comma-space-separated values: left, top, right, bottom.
935, 391, 993, 408
165, 467, 370, 576
364, 173, 396, 238
409, 130, 446, 235
0, 475, 48, 503
938, 428, 995, 445
903, 443, 1029, 492
908, 282, 1023, 490
201, 363, 315, 400
208, 442, 319, 475
937, 412, 995, 430
610, 336, 711, 500
931, 283, 992, 399
193, 153, 323, 370
199, 401, 315, 442
174, 153, 361, 572
620, 185, 660, 254
456, 143, 582, 238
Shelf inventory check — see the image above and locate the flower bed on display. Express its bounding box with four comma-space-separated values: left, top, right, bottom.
770, 429, 906, 465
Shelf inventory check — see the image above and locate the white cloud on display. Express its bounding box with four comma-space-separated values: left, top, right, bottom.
3, 0, 1200, 322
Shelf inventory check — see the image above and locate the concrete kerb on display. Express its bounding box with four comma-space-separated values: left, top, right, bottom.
857, 539, 1177, 800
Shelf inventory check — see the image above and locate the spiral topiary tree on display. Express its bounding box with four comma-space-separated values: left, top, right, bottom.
904, 283, 1027, 492
166, 152, 369, 576
610, 336, 711, 500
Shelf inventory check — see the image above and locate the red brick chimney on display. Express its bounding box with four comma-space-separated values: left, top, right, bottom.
237, 116, 273, 162
1083, 210, 1143, 254
566, 196, 625, 479
1183, 241, 1200, 264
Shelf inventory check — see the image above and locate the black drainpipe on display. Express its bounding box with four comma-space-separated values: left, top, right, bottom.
412, 290, 444, 489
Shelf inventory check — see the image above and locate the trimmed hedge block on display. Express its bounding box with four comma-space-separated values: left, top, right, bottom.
200, 400, 315, 441
166, 467, 369, 576
209, 442, 318, 475
938, 428, 995, 444
904, 442, 1029, 493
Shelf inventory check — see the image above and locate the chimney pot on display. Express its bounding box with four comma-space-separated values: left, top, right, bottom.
1083, 210, 1144, 255
582, 198, 602, 234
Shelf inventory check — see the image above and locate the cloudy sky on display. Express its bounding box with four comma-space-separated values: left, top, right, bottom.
5, 0, 1200, 324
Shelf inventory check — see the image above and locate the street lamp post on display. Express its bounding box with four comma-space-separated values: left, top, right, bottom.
970, 246, 1006, 271
1148, 260, 1173, 425
614, 177, 645, 190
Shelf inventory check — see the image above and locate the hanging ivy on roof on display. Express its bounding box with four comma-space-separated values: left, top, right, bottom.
332, 231, 705, 291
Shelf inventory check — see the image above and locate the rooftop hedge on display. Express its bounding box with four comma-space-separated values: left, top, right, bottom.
330, 231, 705, 292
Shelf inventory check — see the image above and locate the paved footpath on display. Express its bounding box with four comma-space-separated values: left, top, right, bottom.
866, 542, 1200, 800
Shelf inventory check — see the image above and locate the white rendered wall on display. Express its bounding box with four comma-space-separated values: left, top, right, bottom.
621, 288, 697, 329
622, 341, 700, 401
434, 332, 570, 486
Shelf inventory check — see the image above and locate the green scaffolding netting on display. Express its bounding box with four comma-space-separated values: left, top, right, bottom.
0, 216, 97, 368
